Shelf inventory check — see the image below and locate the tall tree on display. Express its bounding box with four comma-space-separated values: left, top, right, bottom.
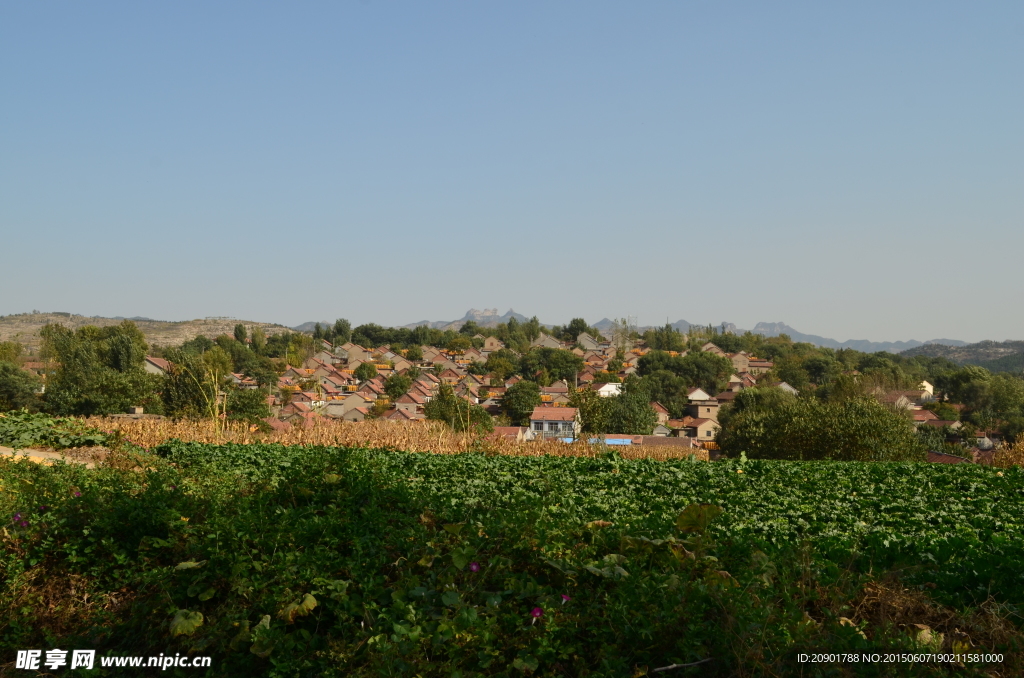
569, 387, 610, 435
0, 342, 23, 363
353, 362, 378, 382
331, 318, 352, 345
384, 373, 413, 401
425, 383, 493, 432
40, 321, 162, 416
250, 326, 267, 352
234, 324, 248, 343
0, 362, 41, 412
501, 380, 542, 425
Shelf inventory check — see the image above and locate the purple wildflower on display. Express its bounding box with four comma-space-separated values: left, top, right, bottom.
12, 513, 21, 522
469, 562, 480, 572
19, 520, 28, 528
39, 506, 49, 511
531, 607, 543, 618
561, 594, 571, 604
73, 492, 82, 497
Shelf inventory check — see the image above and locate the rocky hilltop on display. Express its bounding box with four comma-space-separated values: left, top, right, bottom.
0, 312, 292, 355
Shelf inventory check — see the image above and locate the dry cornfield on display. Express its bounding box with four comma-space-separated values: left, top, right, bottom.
87, 417, 709, 462
990, 438, 1024, 468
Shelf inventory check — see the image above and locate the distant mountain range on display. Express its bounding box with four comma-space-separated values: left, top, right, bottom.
743, 322, 967, 353
901, 340, 1024, 373
398, 308, 533, 332
358, 310, 973, 354
590, 318, 967, 354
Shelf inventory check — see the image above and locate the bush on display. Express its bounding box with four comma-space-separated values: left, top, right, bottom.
719, 395, 925, 461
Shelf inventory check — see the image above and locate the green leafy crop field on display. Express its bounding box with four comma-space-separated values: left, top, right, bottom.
1, 443, 1021, 677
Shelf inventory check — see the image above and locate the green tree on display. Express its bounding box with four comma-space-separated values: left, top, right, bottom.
330, 318, 352, 345
501, 380, 542, 425
719, 395, 924, 462
446, 336, 472, 353
425, 383, 494, 433
384, 373, 413, 401
234, 324, 247, 343
0, 341, 23, 363
638, 350, 733, 396
484, 349, 519, 381
226, 388, 271, 428
41, 321, 163, 416
923, 400, 960, 422
569, 387, 610, 435
716, 386, 799, 432
520, 348, 584, 385
405, 345, 424, 362
606, 379, 657, 435
251, 326, 267, 353
353, 362, 378, 382
0, 362, 41, 411
643, 324, 686, 352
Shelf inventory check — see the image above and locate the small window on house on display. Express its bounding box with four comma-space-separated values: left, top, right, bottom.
561, 421, 573, 431
533, 422, 543, 431
706, 430, 712, 436
549, 421, 561, 432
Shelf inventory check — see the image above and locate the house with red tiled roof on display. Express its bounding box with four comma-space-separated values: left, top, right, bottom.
650, 402, 670, 425
529, 407, 580, 438
680, 416, 718, 440
747, 359, 774, 375
144, 356, 171, 376
385, 408, 424, 422
701, 342, 727, 357
394, 391, 426, 414
342, 406, 369, 423
912, 409, 939, 424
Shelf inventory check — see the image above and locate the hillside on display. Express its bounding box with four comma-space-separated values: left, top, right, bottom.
900, 339, 1024, 373
0, 312, 292, 355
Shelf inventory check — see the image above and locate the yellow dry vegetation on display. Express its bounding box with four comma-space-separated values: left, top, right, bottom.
87, 417, 708, 461
990, 438, 1024, 468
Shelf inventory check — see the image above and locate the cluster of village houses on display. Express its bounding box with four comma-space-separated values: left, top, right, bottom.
139, 331, 968, 451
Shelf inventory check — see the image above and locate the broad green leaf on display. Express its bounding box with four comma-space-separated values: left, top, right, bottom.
169, 609, 204, 636
249, 615, 273, 658
174, 560, 207, 571
443, 522, 465, 536
198, 587, 216, 601
278, 593, 317, 623
451, 548, 472, 570
676, 504, 723, 534
228, 621, 251, 651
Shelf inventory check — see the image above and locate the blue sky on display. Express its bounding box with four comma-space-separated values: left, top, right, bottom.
2, 2, 1021, 342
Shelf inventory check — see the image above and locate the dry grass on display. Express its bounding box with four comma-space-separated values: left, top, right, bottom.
990, 439, 1024, 468
87, 417, 708, 462
851, 579, 1024, 669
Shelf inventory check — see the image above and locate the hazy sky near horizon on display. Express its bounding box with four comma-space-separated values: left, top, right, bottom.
2, 2, 1022, 342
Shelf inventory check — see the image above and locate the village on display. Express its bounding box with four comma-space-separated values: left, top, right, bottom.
133, 328, 959, 455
